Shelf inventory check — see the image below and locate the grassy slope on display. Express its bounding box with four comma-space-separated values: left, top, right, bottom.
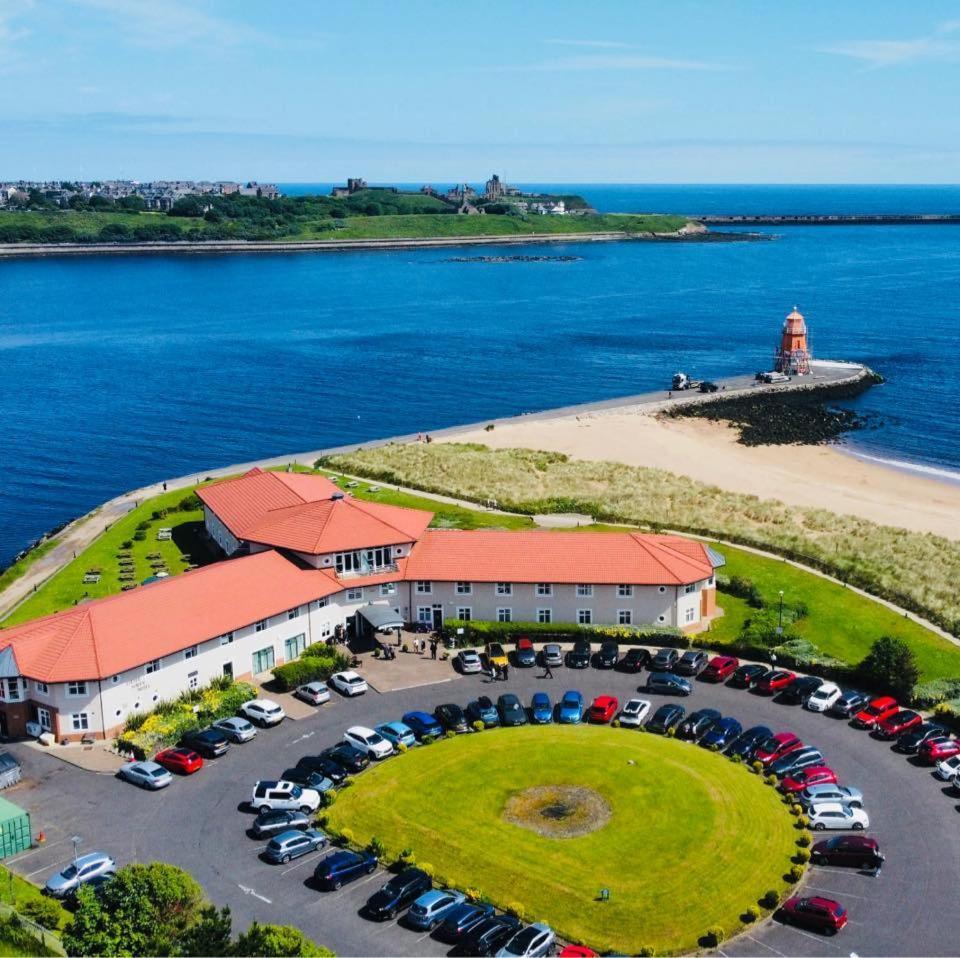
328, 726, 797, 955
0, 864, 70, 931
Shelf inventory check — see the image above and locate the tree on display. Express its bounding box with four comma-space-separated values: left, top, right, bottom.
232, 922, 331, 957
858, 636, 919, 701
175, 905, 233, 957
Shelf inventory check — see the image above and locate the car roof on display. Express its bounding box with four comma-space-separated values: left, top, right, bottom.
404, 710, 436, 721
594, 695, 616, 705
532, 692, 550, 703
460, 648, 480, 657
74, 852, 111, 866
562, 690, 582, 699
336, 670, 362, 680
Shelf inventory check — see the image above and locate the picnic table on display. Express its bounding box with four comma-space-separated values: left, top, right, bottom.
82, 573, 101, 584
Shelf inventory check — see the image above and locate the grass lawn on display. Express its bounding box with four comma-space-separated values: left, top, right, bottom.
327, 726, 798, 955
0, 864, 70, 932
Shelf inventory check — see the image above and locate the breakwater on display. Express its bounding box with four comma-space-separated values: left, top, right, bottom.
697, 213, 960, 225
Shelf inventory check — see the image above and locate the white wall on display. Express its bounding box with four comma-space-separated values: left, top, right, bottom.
203, 505, 240, 556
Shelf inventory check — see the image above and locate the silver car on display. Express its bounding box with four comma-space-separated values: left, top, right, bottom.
263, 828, 327, 864
212, 716, 257, 743
118, 760, 172, 790
45, 852, 116, 898
457, 650, 482, 674
798, 784, 864, 809
542, 644, 563, 667
295, 682, 330, 706
497, 922, 556, 957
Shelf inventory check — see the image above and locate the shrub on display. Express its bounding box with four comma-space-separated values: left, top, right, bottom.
751, 760, 764, 774
133, 530, 146, 541
611, 719, 620, 728
505, 901, 526, 921
121, 539, 133, 549
666, 727, 676, 738
421, 734, 437, 745
20, 896, 64, 929
178, 493, 201, 511
794, 848, 811, 864
151, 509, 167, 520
367, 837, 386, 861
419, 862, 435, 879
720, 574, 764, 608
789, 803, 802, 816
396, 741, 408, 753
787, 864, 804, 883
795, 814, 809, 829
703, 926, 725, 947
796, 834, 811, 848
761, 889, 780, 909
444, 730, 457, 740
858, 636, 920, 701
729, 753, 742, 764
744, 905, 762, 923
320, 790, 337, 808
636, 948, 654, 958
441, 618, 686, 649
764, 774, 777, 786
472, 721, 485, 733
465, 887, 482, 902
271, 653, 351, 692
136, 520, 151, 531
338, 827, 355, 847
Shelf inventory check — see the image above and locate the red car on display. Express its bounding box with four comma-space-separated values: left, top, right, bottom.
756, 732, 803, 766
780, 766, 838, 794
851, 695, 898, 730
588, 695, 619, 724
701, 655, 739, 682
154, 746, 204, 775
755, 669, 796, 695
779, 895, 848, 935
559, 948, 598, 958
920, 735, 960, 764
876, 708, 922, 739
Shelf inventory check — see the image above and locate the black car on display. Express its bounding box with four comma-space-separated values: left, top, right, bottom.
895, 722, 947, 754
647, 702, 685, 734
674, 649, 709, 676
645, 672, 692, 696
514, 640, 537, 668
566, 640, 591, 669
180, 727, 230, 758
365, 867, 432, 921
650, 647, 680, 671
728, 663, 767, 688
778, 675, 824, 705
296, 754, 347, 784
435, 902, 496, 943
677, 708, 721, 741
769, 747, 824, 778
829, 689, 870, 718
811, 835, 884, 870
251, 808, 311, 839
435, 703, 469, 733
456, 914, 521, 956
321, 743, 370, 774
727, 724, 773, 760
597, 640, 619, 668
617, 647, 650, 673
281, 767, 331, 790
465, 696, 500, 728
313, 849, 377, 890
497, 694, 527, 726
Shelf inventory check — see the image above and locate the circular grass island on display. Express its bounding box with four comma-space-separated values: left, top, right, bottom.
326, 725, 799, 954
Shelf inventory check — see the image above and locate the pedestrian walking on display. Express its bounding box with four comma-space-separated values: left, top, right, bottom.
502, 663, 510, 682
162, 481, 167, 491
542, 662, 554, 679
430, 640, 438, 660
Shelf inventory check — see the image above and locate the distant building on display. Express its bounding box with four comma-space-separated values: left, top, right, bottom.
331, 178, 368, 198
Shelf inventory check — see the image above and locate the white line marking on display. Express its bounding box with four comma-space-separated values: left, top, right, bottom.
291, 731, 316, 744
280, 856, 317, 877
237, 883, 272, 904
6, 838, 69, 865
24, 856, 71, 879
782, 925, 847, 952
741, 934, 787, 957
805, 883, 875, 902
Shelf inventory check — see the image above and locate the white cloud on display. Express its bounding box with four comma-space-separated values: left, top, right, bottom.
0, 0, 33, 73
544, 38, 633, 49
819, 21, 960, 67
494, 53, 730, 73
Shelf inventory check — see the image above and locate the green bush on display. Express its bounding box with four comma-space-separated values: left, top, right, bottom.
703, 926, 725, 947
320, 791, 337, 808
794, 848, 811, 864
796, 833, 811, 847
472, 720, 485, 733
764, 774, 777, 786
787, 864, 804, 883
636, 948, 654, 958
789, 803, 802, 816
20, 897, 64, 930
136, 521, 151, 531
718, 573, 764, 608
421, 734, 437, 745
751, 760, 764, 774
444, 730, 457, 740
271, 652, 351, 692
133, 530, 146, 541
338, 827, 355, 847
121, 539, 133, 549
505, 901, 526, 922
796, 814, 809, 829
744, 905, 762, 923
419, 862, 435, 879
442, 618, 686, 648
761, 889, 780, 909
367, 837, 386, 861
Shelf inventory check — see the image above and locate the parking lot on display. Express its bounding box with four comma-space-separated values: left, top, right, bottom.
3, 651, 959, 957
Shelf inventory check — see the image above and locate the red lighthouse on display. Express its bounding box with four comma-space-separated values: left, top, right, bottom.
774, 306, 811, 375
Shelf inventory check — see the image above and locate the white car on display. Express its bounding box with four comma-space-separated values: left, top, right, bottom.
295, 682, 331, 706
250, 780, 321, 813
456, 649, 483, 674
117, 760, 172, 790
618, 698, 652, 727
344, 725, 394, 759
239, 699, 286, 727
807, 802, 870, 831
212, 716, 257, 743
804, 681, 842, 712
935, 754, 960, 781
329, 670, 368, 696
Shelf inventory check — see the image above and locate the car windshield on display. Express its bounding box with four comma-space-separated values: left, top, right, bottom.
60, 864, 79, 880
810, 688, 830, 699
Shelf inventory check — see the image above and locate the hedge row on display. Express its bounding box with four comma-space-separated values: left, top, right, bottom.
442, 619, 687, 648
271, 650, 352, 692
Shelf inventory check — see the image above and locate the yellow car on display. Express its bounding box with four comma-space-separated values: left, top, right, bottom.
486, 642, 508, 669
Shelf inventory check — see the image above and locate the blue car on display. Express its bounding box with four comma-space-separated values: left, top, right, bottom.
402, 711, 444, 740
531, 692, 552, 724
375, 721, 416, 749
313, 849, 377, 890
406, 889, 467, 930
558, 690, 584, 724
466, 696, 500, 728
700, 716, 743, 749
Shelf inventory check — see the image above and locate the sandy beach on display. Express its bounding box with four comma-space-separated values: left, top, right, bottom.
448, 408, 960, 540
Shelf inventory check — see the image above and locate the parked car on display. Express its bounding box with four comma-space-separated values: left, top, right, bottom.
876, 709, 922, 739
650, 647, 680, 671
779, 895, 848, 935
344, 725, 394, 759
701, 716, 742, 750
808, 802, 870, 831
457, 650, 483, 674
894, 722, 946, 754
252, 808, 311, 839
810, 835, 883, 870
618, 698, 652, 727
769, 747, 825, 778
779, 675, 824, 706
780, 766, 838, 793
118, 760, 172, 790
756, 732, 803, 766
250, 780, 321, 813
755, 669, 796, 695
645, 672, 692, 696
180, 727, 230, 758
280, 767, 334, 792
934, 753, 960, 780
530, 692, 552, 724
586, 695, 618, 723
728, 663, 767, 688
829, 689, 870, 718
677, 708, 721, 741
799, 784, 864, 810
459, 915, 521, 956
726, 725, 773, 760
154, 747, 203, 776
239, 699, 286, 727
375, 721, 417, 749
674, 649, 709, 676
45, 852, 116, 898
435, 703, 470, 733
851, 695, 898, 730
294, 682, 330, 706
647, 702, 685, 734
496, 921, 556, 957
566, 640, 591, 669
597, 640, 619, 669
558, 690, 584, 724
542, 644, 563, 668
406, 888, 466, 930
264, 828, 327, 864
805, 681, 842, 713
321, 743, 370, 773
435, 902, 497, 943
402, 711, 444, 740
618, 647, 650, 673
921, 736, 960, 765
498, 694, 528, 726
329, 671, 368, 696
701, 655, 739, 682
466, 697, 500, 728
63, 872, 113, 905
296, 754, 347, 784
313, 849, 377, 890
212, 716, 257, 743
515, 638, 536, 668
365, 867, 432, 921
486, 643, 508, 669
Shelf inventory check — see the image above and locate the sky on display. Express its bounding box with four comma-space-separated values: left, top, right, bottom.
1, 0, 958, 183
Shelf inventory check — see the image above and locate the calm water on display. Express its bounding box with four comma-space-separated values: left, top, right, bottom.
2, 185, 959, 564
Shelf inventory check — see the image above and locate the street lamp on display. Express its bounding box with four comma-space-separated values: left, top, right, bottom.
70, 835, 82, 869
776, 590, 785, 636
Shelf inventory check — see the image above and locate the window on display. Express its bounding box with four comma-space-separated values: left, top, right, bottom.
684, 607, 697, 624
346, 588, 363, 601
255, 619, 267, 633
316, 597, 329, 609
577, 609, 593, 625
284, 634, 307, 661
576, 584, 593, 597
537, 608, 552, 624
379, 583, 396, 596
684, 583, 696, 595
455, 581, 472, 595
71, 713, 90, 732
617, 610, 632, 626
335, 546, 393, 575
67, 681, 88, 696
497, 608, 512, 623
415, 581, 432, 594
145, 659, 161, 675
456, 607, 472, 621
707, 576, 714, 587
288, 607, 301, 620
36, 707, 52, 731
496, 582, 512, 596
188, 670, 199, 690
536, 583, 552, 596
617, 584, 633, 597
5, 679, 20, 701
184, 646, 197, 660
219, 632, 234, 646
252, 647, 275, 674
417, 606, 433, 624
110, 675, 119, 684
35, 681, 49, 695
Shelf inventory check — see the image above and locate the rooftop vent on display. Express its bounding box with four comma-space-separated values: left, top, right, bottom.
331, 492, 345, 500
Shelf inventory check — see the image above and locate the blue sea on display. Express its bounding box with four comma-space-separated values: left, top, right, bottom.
2, 185, 959, 565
